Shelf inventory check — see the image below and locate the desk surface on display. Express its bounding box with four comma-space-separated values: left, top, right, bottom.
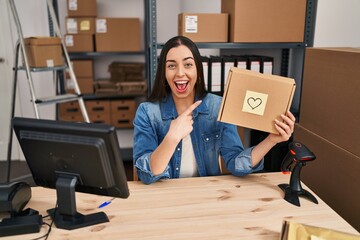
2, 173, 358, 239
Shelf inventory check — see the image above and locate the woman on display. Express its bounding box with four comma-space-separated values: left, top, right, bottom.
133, 36, 295, 184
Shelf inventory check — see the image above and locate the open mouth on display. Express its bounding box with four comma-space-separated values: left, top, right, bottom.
174, 80, 189, 92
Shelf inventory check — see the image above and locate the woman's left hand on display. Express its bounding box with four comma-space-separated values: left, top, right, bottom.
268, 111, 296, 144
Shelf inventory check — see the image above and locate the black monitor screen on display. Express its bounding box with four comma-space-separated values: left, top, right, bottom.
12, 117, 130, 230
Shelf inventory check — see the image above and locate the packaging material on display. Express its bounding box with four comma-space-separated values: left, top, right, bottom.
69, 60, 93, 78
67, 0, 97, 17
89, 113, 111, 125
95, 18, 141, 52
58, 101, 83, 122
110, 100, 136, 128
94, 80, 147, 96
221, 0, 306, 42
65, 77, 94, 94
280, 220, 360, 240
86, 100, 110, 116
65, 34, 94, 52
24, 37, 63, 67
300, 48, 360, 156
59, 101, 81, 116
66, 17, 95, 34
294, 124, 360, 232
218, 67, 295, 134
178, 13, 228, 42
108, 62, 144, 82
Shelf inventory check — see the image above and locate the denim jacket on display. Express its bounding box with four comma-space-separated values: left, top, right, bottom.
133, 93, 264, 184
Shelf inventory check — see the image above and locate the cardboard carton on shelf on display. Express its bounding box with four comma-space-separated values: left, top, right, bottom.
218, 67, 295, 134
95, 18, 141, 52
64, 34, 94, 52
24, 37, 63, 68
65, 17, 96, 35
178, 13, 228, 42
221, 0, 307, 42
67, 0, 97, 17
68, 60, 94, 78
108, 62, 145, 82
94, 80, 147, 96
65, 77, 94, 95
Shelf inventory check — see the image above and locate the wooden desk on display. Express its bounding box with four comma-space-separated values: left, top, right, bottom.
2, 173, 358, 239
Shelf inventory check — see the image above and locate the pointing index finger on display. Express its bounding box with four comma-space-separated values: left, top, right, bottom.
182, 100, 202, 116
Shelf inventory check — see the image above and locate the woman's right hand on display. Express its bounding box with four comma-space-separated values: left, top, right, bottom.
167, 100, 202, 142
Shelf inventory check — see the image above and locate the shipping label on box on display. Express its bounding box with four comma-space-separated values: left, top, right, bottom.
218, 67, 295, 134
66, 17, 95, 34
65, 34, 94, 52
67, 0, 97, 17
178, 13, 228, 42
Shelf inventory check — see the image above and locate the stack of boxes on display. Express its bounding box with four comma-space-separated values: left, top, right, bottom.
65, 60, 94, 94
178, 0, 307, 43
64, 0, 96, 52
295, 48, 360, 231
64, 0, 141, 52
59, 99, 136, 128
60, 0, 141, 128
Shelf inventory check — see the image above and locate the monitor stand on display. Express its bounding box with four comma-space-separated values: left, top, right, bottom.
47, 175, 109, 230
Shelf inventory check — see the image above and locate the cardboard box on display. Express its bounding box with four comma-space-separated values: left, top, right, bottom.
24, 37, 63, 67
68, 60, 93, 78
95, 18, 141, 52
111, 99, 136, 113
86, 100, 110, 115
294, 124, 360, 231
110, 100, 136, 128
67, 0, 97, 17
300, 48, 360, 156
65, 77, 94, 94
89, 113, 111, 125
59, 101, 81, 116
178, 13, 228, 42
59, 114, 84, 122
66, 17, 95, 34
65, 34, 94, 52
218, 67, 295, 134
221, 0, 306, 42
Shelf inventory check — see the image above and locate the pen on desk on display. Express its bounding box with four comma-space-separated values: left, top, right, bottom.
98, 197, 116, 208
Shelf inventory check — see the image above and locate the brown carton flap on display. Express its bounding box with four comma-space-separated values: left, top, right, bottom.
24, 37, 62, 46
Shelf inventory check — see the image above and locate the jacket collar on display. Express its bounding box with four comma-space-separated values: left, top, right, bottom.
160, 93, 209, 120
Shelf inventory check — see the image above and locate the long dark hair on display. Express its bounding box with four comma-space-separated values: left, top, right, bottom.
148, 36, 207, 102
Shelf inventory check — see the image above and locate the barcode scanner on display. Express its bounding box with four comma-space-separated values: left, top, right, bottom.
278, 141, 318, 207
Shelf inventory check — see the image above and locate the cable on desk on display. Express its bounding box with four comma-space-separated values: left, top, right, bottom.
30, 201, 57, 240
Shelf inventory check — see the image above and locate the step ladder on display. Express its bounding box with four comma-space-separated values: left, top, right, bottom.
8, 0, 90, 121
5, 0, 89, 182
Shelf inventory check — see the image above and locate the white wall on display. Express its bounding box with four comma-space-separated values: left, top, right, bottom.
1, 0, 360, 161
314, 0, 360, 47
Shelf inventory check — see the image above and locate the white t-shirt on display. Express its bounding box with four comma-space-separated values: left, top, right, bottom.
179, 134, 198, 178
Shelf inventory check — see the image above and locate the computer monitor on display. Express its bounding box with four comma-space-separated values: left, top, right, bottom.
12, 117, 130, 230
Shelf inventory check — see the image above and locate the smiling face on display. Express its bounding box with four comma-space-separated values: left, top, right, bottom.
165, 45, 197, 103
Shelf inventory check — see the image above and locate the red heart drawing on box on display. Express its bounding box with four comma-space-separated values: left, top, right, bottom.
247, 97, 262, 110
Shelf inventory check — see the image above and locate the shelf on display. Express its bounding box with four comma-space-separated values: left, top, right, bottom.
69, 51, 146, 59
15, 65, 67, 72
157, 42, 306, 50
82, 93, 146, 100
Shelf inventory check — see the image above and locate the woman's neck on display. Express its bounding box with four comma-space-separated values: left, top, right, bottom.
173, 95, 195, 115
